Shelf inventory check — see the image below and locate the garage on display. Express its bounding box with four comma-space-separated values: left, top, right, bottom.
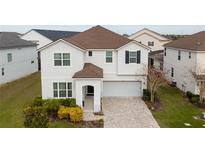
102, 81, 142, 97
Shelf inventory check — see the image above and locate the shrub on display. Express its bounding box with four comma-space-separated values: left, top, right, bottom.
59, 98, 77, 107
186, 91, 200, 104
44, 100, 60, 118
190, 96, 200, 104
58, 106, 70, 120
143, 89, 151, 101
24, 106, 49, 128
69, 107, 83, 122
186, 91, 193, 100
32, 96, 43, 107
58, 106, 83, 122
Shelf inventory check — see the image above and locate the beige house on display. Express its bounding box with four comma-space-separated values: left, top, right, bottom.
129, 28, 171, 70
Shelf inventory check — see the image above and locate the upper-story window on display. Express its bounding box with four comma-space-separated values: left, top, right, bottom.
164, 48, 166, 56
54, 53, 70, 66
148, 41, 154, 46
7, 53, 12, 62
1, 68, 4, 76
178, 50, 181, 60
171, 67, 174, 77
129, 52, 137, 63
88, 51, 92, 56
106, 51, 113, 63
189, 52, 191, 59
125, 51, 141, 64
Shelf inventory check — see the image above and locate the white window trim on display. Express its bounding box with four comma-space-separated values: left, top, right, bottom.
105, 51, 113, 63
54, 53, 71, 66
7, 53, 12, 62
53, 82, 72, 98
129, 51, 137, 63
148, 41, 154, 46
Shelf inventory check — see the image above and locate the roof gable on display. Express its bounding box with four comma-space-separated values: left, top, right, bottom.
129, 28, 170, 41
0, 32, 36, 50
63, 25, 132, 49
73, 63, 103, 78
164, 31, 205, 51
32, 29, 79, 41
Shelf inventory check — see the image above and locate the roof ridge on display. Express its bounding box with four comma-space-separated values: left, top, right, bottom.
33, 29, 79, 33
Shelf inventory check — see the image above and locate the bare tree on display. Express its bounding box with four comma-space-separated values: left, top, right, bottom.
147, 66, 168, 103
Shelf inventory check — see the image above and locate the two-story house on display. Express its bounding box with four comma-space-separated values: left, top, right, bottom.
39, 26, 150, 112
129, 28, 171, 70
0, 32, 38, 85
21, 29, 79, 70
164, 31, 205, 94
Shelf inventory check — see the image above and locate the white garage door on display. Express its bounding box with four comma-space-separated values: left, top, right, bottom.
102, 81, 142, 97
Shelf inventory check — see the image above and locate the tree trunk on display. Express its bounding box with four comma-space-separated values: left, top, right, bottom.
150, 91, 155, 103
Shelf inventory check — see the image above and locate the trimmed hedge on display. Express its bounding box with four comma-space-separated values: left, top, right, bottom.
31, 97, 77, 117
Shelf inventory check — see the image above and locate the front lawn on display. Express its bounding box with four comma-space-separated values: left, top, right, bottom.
153, 85, 205, 128
0, 72, 42, 127
0, 72, 103, 128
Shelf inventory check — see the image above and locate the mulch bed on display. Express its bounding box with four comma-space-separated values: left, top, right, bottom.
78, 119, 104, 128
144, 97, 163, 112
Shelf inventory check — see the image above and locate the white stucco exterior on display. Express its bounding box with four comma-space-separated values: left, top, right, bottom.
21, 30, 52, 49
129, 28, 170, 51
129, 28, 170, 71
0, 46, 38, 85
164, 47, 205, 94
40, 39, 149, 112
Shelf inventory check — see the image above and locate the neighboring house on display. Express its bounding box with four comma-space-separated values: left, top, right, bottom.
0, 32, 38, 85
39, 26, 150, 112
164, 31, 205, 94
129, 28, 171, 70
21, 29, 79, 70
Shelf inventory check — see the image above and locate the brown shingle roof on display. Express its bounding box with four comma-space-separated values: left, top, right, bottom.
73, 63, 103, 78
63, 25, 132, 49
164, 31, 205, 51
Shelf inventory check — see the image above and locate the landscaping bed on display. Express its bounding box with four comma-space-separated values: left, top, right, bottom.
0, 72, 103, 128
24, 97, 104, 128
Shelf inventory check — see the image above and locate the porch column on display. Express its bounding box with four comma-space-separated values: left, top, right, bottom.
94, 83, 101, 113
75, 82, 83, 108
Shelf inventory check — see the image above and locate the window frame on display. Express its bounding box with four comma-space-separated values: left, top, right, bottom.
148, 41, 154, 46
7, 53, 12, 62
106, 51, 113, 63
178, 50, 181, 60
88, 51, 92, 57
53, 82, 58, 98
129, 51, 137, 63
189, 52, 191, 59
164, 48, 167, 56
171, 67, 174, 77
53, 82, 72, 98
54, 53, 70, 66
1, 68, 4, 76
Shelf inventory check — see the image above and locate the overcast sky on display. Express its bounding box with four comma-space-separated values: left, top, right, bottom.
0, 25, 205, 35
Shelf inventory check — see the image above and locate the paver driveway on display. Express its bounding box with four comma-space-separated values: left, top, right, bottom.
102, 97, 159, 128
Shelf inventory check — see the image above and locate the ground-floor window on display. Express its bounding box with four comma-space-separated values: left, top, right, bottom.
53, 82, 72, 98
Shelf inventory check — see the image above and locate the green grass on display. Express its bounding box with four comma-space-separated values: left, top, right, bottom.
153, 85, 205, 128
0, 72, 77, 128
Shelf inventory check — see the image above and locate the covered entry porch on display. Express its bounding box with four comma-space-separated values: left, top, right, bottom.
73, 63, 103, 113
